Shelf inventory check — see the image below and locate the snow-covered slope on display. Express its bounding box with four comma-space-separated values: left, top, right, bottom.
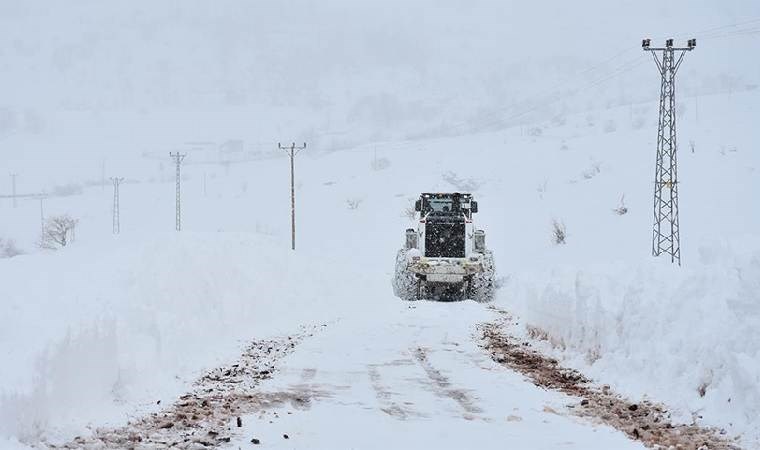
1, 85, 758, 447
2, 1, 760, 447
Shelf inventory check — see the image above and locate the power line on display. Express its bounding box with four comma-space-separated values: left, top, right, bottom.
468, 53, 648, 132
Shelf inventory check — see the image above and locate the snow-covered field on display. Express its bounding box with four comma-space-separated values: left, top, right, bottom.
2, 1, 760, 448
1, 87, 758, 447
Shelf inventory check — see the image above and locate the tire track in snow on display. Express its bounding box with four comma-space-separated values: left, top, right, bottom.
366, 361, 420, 420
412, 346, 483, 419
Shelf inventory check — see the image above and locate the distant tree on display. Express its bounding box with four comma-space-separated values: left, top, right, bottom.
40, 214, 79, 250
346, 198, 362, 210
552, 220, 567, 245
613, 195, 628, 216
0, 238, 23, 258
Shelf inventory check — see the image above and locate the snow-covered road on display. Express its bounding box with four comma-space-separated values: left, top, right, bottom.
229, 301, 643, 449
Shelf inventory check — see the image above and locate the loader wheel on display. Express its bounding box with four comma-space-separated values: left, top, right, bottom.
393, 249, 419, 301
470, 251, 496, 303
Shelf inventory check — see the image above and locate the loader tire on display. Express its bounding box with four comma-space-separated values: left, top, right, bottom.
470, 250, 496, 303
393, 249, 419, 301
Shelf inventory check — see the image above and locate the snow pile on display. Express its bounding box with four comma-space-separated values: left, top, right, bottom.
501, 238, 760, 445
0, 232, 360, 445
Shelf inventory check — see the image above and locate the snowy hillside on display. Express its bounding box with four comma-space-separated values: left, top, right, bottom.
2, 1, 760, 449
1, 86, 758, 447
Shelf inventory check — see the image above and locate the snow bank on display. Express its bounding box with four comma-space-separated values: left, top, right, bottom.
0, 233, 359, 445
501, 238, 760, 445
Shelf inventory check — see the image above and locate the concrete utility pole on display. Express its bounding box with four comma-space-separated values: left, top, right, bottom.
170, 152, 187, 231
642, 37, 696, 266
278, 142, 306, 250
9, 173, 17, 208
39, 195, 45, 237
110, 177, 124, 234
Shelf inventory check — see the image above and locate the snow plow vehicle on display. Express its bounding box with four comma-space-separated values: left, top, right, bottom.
393, 193, 495, 302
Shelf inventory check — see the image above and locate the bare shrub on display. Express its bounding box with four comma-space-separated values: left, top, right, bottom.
537, 180, 548, 200
552, 220, 567, 245
614, 195, 628, 215
40, 214, 79, 249
0, 238, 23, 258
526, 126, 543, 137
442, 171, 482, 192
346, 198, 362, 210
581, 162, 601, 180
370, 157, 391, 171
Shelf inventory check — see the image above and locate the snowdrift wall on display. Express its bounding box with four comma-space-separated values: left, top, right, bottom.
502, 239, 760, 445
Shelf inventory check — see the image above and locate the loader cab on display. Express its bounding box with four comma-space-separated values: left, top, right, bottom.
415, 193, 477, 219
415, 193, 477, 258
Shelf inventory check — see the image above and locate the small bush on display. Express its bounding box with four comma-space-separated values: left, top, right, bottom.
370, 157, 391, 171
613, 195, 628, 215
0, 238, 23, 258
537, 181, 548, 199
442, 171, 482, 192
39, 214, 79, 250
526, 127, 543, 137
552, 220, 567, 245
346, 198, 362, 210
581, 162, 601, 180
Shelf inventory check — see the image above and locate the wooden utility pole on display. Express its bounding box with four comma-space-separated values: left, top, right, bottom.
9, 173, 18, 208
279, 142, 306, 250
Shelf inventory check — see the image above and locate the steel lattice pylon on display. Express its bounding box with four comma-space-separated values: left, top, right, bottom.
110, 177, 124, 234
642, 38, 695, 266
170, 152, 187, 231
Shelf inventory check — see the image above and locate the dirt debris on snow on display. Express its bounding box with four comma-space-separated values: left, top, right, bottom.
50, 326, 325, 449
481, 322, 742, 450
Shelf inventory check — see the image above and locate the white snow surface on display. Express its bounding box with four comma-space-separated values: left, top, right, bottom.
502, 241, 760, 445
1, 3, 760, 446
1, 90, 758, 448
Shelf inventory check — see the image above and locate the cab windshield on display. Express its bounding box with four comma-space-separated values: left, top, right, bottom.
428, 198, 455, 213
